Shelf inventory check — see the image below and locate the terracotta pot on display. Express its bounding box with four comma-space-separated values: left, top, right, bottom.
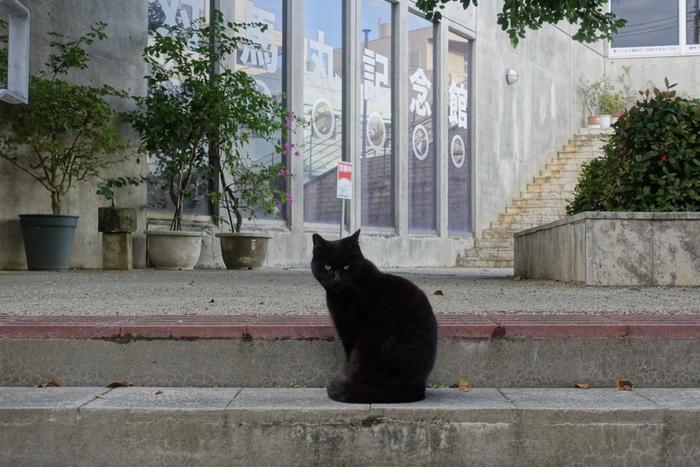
586, 115, 600, 128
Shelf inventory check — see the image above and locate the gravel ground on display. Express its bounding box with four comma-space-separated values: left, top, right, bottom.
1, 269, 699, 316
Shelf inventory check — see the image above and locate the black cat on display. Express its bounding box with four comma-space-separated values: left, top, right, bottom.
311, 230, 437, 403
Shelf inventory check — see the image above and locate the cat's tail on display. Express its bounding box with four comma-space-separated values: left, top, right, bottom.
327, 379, 425, 404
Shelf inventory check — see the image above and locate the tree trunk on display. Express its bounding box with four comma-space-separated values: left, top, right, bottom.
51, 192, 63, 215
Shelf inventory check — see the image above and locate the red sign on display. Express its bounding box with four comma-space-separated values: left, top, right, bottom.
337, 161, 352, 199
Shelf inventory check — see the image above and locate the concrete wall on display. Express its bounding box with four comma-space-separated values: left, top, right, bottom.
607, 56, 700, 98
0, 0, 147, 269
514, 212, 700, 286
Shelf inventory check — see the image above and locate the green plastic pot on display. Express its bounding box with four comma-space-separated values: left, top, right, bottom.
19, 214, 79, 270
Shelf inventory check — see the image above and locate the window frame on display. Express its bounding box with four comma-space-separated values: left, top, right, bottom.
608, 0, 700, 58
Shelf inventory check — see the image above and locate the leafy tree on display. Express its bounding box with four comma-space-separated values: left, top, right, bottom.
125, 10, 295, 232
0, 22, 127, 214
415, 0, 626, 46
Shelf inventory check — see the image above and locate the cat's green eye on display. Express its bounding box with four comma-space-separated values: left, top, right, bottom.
324, 265, 332, 271
343, 265, 350, 271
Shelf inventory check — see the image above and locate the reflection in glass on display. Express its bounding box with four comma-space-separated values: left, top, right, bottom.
407, 12, 435, 232
303, 0, 343, 224
146, 0, 211, 215
447, 31, 471, 235
689, 0, 700, 45
361, 0, 394, 228
230, 0, 285, 220
611, 0, 679, 48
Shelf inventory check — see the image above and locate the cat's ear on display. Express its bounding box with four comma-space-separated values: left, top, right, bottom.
312, 233, 326, 247
348, 229, 361, 244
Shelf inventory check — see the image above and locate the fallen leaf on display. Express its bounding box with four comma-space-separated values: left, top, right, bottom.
106, 381, 132, 388
46, 378, 63, 387
433, 290, 444, 296
616, 379, 633, 391
575, 383, 589, 389
512, 276, 522, 281
458, 378, 471, 392
154, 390, 164, 395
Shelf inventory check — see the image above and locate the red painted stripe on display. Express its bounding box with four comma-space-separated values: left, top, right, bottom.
0, 315, 698, 339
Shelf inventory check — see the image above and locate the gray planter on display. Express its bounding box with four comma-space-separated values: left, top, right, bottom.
147, 230, 202, 270
98, 207, 137, 270
19, 214, 79, 270
216, 233, 270, 269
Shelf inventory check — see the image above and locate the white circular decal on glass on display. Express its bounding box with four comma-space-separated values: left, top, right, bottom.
412, 124, 430, 161
253, 79, 272, 97
366, 113, 386, 151
311, 98, 335, 141
450, 135, 466, 168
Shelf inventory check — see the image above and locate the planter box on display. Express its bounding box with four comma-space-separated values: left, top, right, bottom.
514, 212, 700, 286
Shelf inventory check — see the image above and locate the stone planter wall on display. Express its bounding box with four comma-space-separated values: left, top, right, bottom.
514, 212, 700, 286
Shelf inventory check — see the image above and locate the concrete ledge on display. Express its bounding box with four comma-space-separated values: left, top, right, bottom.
1, 316, 698, 388
1, 387, 698, 465
2, 314, 699, 339
514, 212, 700, 286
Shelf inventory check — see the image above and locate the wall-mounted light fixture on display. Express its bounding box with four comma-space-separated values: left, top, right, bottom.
505, 68, 519, 85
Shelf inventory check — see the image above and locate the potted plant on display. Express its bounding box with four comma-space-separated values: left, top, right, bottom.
96, 176, 148, 269
0, 23, 126, 270
198, 13, 297, 269
126, 10, 295, 270
597, 90, 625, 129
124, 16, 219, 269
578, 76, 615, 128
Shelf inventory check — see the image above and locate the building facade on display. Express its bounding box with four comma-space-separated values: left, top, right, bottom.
1, 0, 698, 269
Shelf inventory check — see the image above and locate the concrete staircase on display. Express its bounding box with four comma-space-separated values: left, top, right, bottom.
458, 128, 611, 268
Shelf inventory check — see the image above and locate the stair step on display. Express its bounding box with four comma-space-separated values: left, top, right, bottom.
456, 258, 514, 268
460, 248, 513, 260
473, 239, 514, 249
3, 315, 698, 388
2, 387, 698, 465
505, 206, 566, 216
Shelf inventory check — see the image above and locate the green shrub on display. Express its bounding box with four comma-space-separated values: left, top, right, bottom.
567, 80, 700, 214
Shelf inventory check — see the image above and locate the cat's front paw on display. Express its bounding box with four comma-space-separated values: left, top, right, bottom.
326, 379, 348, 402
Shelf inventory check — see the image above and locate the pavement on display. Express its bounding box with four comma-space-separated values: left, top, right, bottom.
1, 268, 700, 316
1, 386, 699, 465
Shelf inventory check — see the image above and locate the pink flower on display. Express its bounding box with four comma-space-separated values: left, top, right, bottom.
660, 155, 668, 162
293, 150, 300, 157
275, 201, 283, 212
284, 112, 294, 128
286, 193, 294, 205
276, 168, 287, 177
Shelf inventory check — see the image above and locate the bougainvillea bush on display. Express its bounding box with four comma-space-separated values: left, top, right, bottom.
567, 80, 700, 214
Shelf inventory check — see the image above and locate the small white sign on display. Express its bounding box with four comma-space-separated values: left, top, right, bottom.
336, 161, 353, 199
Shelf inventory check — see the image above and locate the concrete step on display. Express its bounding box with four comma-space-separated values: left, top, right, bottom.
459, 248, 513, 260
3, 315, 697, 388
506, 207, 566, 218
2, 386, 698, 466
508, 200, 567, 211
473, 239, 514, 249
519, 190, 574, 201
455, 258, 514, 268
525, 182, 577, 193
496, 213, 562, 225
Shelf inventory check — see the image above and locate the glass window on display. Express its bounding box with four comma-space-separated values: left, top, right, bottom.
360, 0, 394, 228
447, 31, 471, 235
611, 0, 679, 48
146, 0, 211, 215
303, 0, 343, 224
689, 0, 700, 45
229, 0, 285, 220
407, 12, 436, 233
